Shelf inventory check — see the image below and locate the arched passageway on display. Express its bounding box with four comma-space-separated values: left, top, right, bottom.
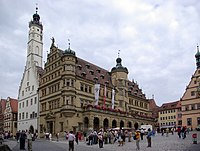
112, 120, 117, 128
103, 118, 109, 130
93, 117, 99, 130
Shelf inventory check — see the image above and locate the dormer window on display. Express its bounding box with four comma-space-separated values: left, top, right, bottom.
94, 77, 98, 81
81, 72, 86, 77
105, 81, 109, 84
134, 90, 138, 94
86, 64, 90, 69
97, 69, 100, 73
77, 65, 82, 70
100, 74, 104, 79
89, 70, 94, 75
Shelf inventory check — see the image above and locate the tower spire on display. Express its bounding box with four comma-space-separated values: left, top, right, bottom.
195, 44, 200, 69
36, 3, 38, 14
68, 39, 71, 49
118, 50, 120, 58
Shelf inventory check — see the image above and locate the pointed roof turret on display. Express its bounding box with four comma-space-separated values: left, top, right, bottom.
29, 5, 42, 28
195, 44, 200, 68
111, 50, 128, 73
64, 39, 76, 56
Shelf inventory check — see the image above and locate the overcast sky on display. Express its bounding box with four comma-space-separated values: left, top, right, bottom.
1, 0, 200, 106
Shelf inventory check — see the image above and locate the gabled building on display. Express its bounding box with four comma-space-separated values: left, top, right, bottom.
158, 100, 181, 130
181, 46, 200, 129
38, 39, 155, 137
148, 98, 159, 128
18, 7, 44, 133
3, 97, 18, 136
0, 99, 6, 132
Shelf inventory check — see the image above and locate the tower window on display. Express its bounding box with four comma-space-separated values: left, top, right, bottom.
191, 91, 195, 96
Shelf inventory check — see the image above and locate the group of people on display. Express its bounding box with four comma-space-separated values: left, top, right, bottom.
84, 128, 153, 150
134, 128, 152, 150
177, 126, 189, 139
16, 130, 35, 151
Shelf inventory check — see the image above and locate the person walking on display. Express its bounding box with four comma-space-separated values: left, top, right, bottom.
140, 128, 144, 140
16, 131, 20, 143
56, 132, 59, 142
27, 130, 33, 151
135, 130, 140, 150
147, 128, 152, 147
68, 131, 75, 151
75, 132, 79, 145
19, 130, 26, 150
177, 127, 181, 138
98, 132, 103, 148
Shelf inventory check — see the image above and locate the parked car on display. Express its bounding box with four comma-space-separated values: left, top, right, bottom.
196, 126, 200, 131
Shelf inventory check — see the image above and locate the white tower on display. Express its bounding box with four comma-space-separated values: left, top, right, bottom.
18, 7, 43, 133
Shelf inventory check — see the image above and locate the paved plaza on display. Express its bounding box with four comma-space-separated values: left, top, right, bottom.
3, 131, 200, 151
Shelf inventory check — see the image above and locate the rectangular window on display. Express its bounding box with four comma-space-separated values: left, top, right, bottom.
22, 112, 24, 119
185, 106, 189, 111
178, 120, 182, 125
187, 118, 192, 126
191, 91, 195, 96
32, 112, 35, 118
80, 84, 84, 91
35, 97, 37, 104
191, 104, 195, 110
19, 103, 21, 109
197, 104, 200, 109
26, 112, 28, 119
89, 86, 92, 93
71, 79, 74, 87
26, 100, 28, 107
31, 99, 33, 105
178, 114, 182, 118
197, 117, 200, 125
19, 113, 21, 120
85, 85, 88, 92
66, 79, 70, 86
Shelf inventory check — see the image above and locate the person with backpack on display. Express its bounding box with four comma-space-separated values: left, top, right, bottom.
135, 130, 140, 150
147, 128, 152, 147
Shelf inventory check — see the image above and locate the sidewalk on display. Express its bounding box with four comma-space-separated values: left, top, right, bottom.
2, 139, 18, 150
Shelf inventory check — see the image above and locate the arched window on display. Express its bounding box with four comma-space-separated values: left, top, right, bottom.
35, 46, 39, 55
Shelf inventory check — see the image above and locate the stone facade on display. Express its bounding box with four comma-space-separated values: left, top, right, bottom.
39, 41, 155, 137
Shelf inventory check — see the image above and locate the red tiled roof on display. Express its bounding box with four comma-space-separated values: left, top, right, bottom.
75, 57, 146, 99
176, 101, 181, 108
76, 57, 112, 87
159, 100, 179, 111
9, 98, 18, 113
148, 99, 159, 110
